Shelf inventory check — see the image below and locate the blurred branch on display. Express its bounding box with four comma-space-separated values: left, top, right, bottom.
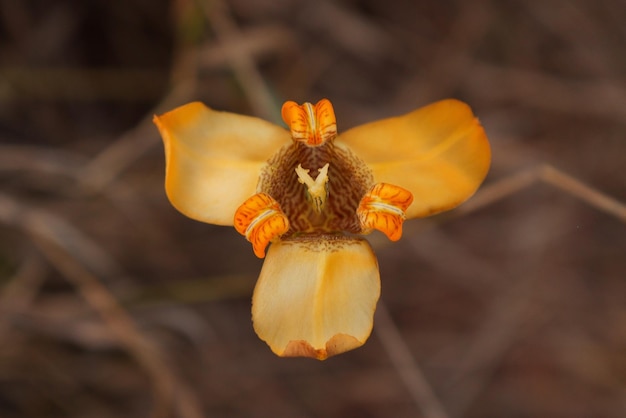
402, 163, 626, 242
442, 266, 543, 417
78, 79, 197, 193
33, 237, 181, 418
398, 0, 492, 104
0, 68, 167, 101
76, 0, 289, 193
402, 163, 626, 412
198, 0, 280, 122
0, 144, 85, 177
0, 192, 203, 418
0, 253, 46, 338
457, 164, 626, 222
523, 1, 619, 77
0, 193, 126, 280
375, 302, 450, 418
74, 0, 203, 193
467, 64, 626, 121
198, 24, 295, 69
297, 0, 397, 63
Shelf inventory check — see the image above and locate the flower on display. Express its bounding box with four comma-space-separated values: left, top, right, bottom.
153, 98, 490, 360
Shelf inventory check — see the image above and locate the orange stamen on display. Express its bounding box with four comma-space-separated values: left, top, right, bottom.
281, 99, 337, 146
234, 193, 290, 258
357, 183, 413, 241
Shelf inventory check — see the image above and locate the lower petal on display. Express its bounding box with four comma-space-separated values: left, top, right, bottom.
252, 235, 381, 360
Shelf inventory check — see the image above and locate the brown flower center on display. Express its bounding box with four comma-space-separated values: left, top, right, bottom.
257, 140, 373, 235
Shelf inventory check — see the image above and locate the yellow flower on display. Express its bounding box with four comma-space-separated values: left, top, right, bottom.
153, 98, 490, 360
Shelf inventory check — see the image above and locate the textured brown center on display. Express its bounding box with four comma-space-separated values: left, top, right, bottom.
257, 139, 373, 235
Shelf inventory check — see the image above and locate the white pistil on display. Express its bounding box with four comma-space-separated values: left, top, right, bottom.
295, 163, 330, 213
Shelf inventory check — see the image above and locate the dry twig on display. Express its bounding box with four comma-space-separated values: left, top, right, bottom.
0, 193, 203, 418
375, 302, 450, 418
198, 0, 279, 122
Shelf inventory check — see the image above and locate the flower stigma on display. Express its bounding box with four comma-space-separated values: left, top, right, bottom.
295, 163, 330, 213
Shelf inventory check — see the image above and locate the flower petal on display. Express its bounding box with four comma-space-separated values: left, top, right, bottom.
357, 183, 413, 241
234, 193, 289, 258
335, 99, 490, 219
154, 102, 291, 225
281, 99, 337, 146
252, 236, 380, 360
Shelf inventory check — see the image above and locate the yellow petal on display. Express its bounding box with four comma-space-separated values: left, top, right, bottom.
154, 102, 291, 226
335, 99, 490, 219
252, 236, 380, 360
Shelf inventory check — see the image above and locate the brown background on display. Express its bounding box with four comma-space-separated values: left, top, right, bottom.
0, 0, 625, 417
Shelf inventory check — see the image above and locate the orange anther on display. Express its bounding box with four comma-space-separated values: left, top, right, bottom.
234, 193, 290, 258
281, 99, 337, 146
357, 183, 413, 241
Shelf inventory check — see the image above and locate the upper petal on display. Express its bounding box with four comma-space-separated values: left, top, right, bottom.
154, 102, 292, 225
252, 235, 380, 360
335, 99, 491, 219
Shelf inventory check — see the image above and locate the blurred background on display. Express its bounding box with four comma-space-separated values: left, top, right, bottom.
1, 0, 625, 417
